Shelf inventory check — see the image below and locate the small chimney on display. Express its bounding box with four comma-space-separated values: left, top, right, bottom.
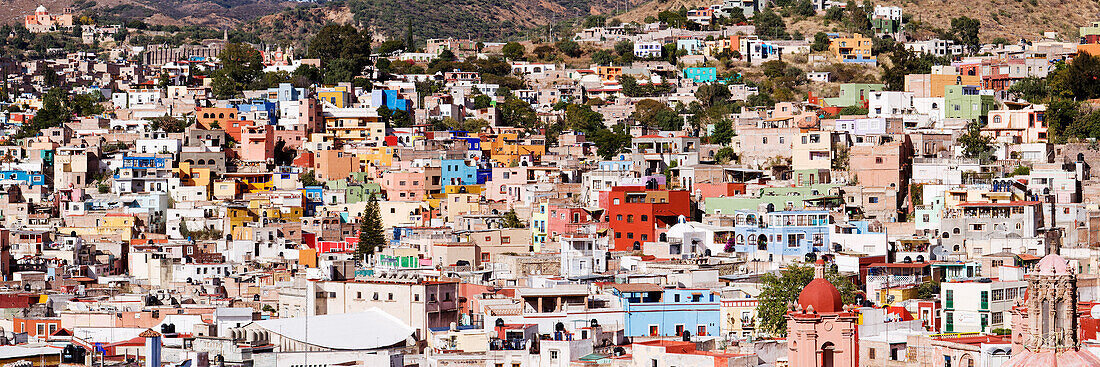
139, 329, 162, 367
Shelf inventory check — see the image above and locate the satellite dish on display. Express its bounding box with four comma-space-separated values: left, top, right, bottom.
1090, 305, 1100, 320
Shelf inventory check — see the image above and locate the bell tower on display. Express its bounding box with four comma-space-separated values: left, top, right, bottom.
786, 260, 859, 367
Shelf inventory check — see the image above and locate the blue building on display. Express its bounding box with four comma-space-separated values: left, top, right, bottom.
676, 39, 703, 55
0, 170, 46, 186
267, 83, 306, 102
683, 67, 718, 83
371, 90, 411, 111
729, 210, 831, 257
599, 155, 635, 171
120, 156, 169, 171
236, 100, 278, 125
303, 186, 324, 216
613, 285, 721, 337
441, 159, 479, 187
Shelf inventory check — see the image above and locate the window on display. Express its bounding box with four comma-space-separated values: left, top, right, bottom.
992, 289, 1004, 301
869, 348, 876, 360
641, 215, 648, 222
868, 197, 879, 203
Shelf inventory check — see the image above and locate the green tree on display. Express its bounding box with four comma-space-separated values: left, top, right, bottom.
158, 71, 170, 89
565, 103, 605, 133
592, 123, 632, 159
633, 99, 682, 130
713, 146, 737, 163
356, 194, 385, 261
556, 39, 582, 58
916, 280, 940, 299
502, 209, 525, 228
499, 96, 537, 129
757, 263, 857, 336
148, 115, 190, 133
210, 72, 237, 99
21, 88, 70, 137
753, 8, 788, 40
950, 16, 981, 53
710, 118, 735, 145
502, 42, 525, 61
591, 50, 614, 65
811, 32, 830, 52
881, 43, 938, 91
404, 18, 416, 51
307, 24, 372, 82
695, 83, 732, 108
378, 40, 406, 55
219, 42, 263, 90
300, 170, 322, 187
376, 105, 392, 127
473, 94, 493, 109
792, 0, 815, 16
1007, 77, 1048, 102
614, 40, 634, 57
958, 121, 992, 158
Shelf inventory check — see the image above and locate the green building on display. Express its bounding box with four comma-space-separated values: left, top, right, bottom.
944, 85, 995, 122
822, 83, 885, 108
704, 184, 842, 214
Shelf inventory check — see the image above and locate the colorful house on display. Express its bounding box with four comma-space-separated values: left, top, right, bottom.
611, 284, 721, 337
682, 67, 718, 83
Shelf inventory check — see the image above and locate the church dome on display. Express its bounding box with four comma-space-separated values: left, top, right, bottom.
798, 278, 843, 313
1036, 254, 1071, 276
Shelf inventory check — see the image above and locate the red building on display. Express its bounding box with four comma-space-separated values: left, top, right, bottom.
604, 186, 692, 251
14, 317, 60, 339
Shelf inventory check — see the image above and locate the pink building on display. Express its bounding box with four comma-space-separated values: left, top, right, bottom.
983, 104, 1047, 144
484, 166, 529, 203
786, 260, 859, 367
382, 170, 428, 201
546, 204, 607, 240
240, 125, 274, 163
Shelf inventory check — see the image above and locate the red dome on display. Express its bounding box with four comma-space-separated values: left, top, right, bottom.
798, 278, 843, 313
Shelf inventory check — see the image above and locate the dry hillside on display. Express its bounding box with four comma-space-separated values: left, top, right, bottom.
606, 0, 1099, 41
243, 0, 651, 45
2, 0, 296, 29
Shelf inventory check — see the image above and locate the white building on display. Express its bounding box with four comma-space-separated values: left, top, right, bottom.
634, 42, 663, 58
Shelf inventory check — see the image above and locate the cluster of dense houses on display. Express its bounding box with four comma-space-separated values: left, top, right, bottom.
6, 3, 1100, 367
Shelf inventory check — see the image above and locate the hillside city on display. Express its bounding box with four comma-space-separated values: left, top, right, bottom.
5, 1, 1100, 366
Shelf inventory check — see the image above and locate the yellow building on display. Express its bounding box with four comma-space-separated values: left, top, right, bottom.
443, 185, 484, 195
224, 172, 274, 193
904, 72, 982, 98
360, 146, 397, 169
323, 107, 386, 145
213, 180, 239, 200
595, 66, 623, 81
828, 34, 875, 62
61, 214, 138, 241
224, 205, 259, 233
485, 133, 546, 166
720, 293, 758, 340
877, 286, 919, 306
317, 87, 352, 108
175, 162, 213, 190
